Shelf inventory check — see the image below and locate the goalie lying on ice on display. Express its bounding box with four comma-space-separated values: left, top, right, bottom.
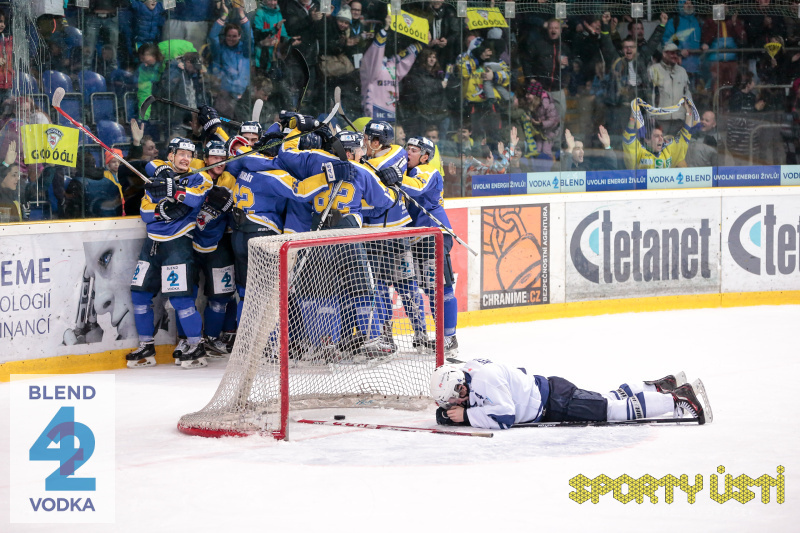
431, 359, 712, 429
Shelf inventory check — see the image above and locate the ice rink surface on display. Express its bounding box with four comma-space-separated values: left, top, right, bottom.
2, 305, 798, 532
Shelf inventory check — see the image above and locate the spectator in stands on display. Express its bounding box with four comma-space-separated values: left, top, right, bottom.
464, 143, 508, 177
600, 13, 666, 142
701, 11, 748, 94
400, 49, 447, 136
100, 148, 125, 217
131, 0, 166, 49
119, 119, 152, 216
159, 52, 208, 138
0, 162, 21, 222
408, 0, 461, 67
727, 69, 766, 165
512, 80, 560, 172
743, 0, 787, 50
662, 0, 702, 88
208, 4, 253, 119
361, 13, 422, 121
441, 120, 474, 158
522, 19, 571, 121
347, 1, 371, 50
648, 43, 692, 136
83, 0, 121, 71
572, 16, 604, 81
136, 43, 165, 121
563, 126, 617, 171
757, 35, 800, 98
163, 0, 216, 53
280, 0, 326, 113
686, 110, 724, 168
254, 0, 289, 72
461, 42, 508, 145
395, 123, 406, 145
0, 9, 12, 108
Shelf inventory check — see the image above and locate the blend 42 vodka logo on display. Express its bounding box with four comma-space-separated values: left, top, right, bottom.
10, 375, 115, 524
729, 204, 800, 276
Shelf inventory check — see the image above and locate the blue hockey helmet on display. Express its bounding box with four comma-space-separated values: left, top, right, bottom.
336, 131, 364, 151
239, 120, 263, 137
406, 136, 435, 161
203, 140, 227, 158
364, 120, 394, 146
168, 137, 196, 155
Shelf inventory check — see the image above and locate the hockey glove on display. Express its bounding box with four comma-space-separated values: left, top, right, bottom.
155, 197, 192, 221
278, 110, 298, 129
145, 168, 182, 200
376, 165, 403, 187
253, 131, 284, 156
291, 114, 320, 132
322, 161, 355, 184
197, 186, 234, 230
299, 132, 322, 150
198, 105, 222, 135
435, 407, 455, 426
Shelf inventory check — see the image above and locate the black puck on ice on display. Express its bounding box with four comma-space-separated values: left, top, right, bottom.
334, 415, 346, 420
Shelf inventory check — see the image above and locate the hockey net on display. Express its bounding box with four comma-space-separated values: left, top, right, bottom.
178, 227, 444, 439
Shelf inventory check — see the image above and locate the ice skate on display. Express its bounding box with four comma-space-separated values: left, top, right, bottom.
204, 336, 229, 358
645, 371, 687, 393
180, 342, 208, 369
173, 337, 189, 366
361, 336, 397, 362
413, 331, 435, 353
379, 320, 397, 352
220, 331, 236, 352
444, 334, 459, 356
672, 379, 712, 425
126, 342, 156, 369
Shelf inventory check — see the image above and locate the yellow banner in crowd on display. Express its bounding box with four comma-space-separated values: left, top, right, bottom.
466, 7, 509, 30
387, 6, 430, 44
21, 124, 79, 167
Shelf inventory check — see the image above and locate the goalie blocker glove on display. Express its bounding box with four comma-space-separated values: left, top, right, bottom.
377, 165, 403, 187
198, 105, 222, 136
322, 160, 355, 184
197, 186, 234, 230
155, 197, 192, 221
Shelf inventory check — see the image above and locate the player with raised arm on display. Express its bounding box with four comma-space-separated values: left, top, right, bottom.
127, 137, 213, 369
431, 360, 713, 430
192, 140, 238, 357
623, 99, 697, 169
390, 136, 458, 354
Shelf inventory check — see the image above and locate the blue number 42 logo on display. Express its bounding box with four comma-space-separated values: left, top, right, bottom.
30, 407, 96, 491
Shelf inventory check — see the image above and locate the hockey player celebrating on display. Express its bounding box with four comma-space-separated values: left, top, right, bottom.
238, 120, 263, 146
388, 136, 458, 354
192, 140, 237, 357
430, 360, 712, 430
127, 138, 213, 369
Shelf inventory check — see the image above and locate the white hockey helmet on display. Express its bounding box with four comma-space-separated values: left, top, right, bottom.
430, 364, 466, 408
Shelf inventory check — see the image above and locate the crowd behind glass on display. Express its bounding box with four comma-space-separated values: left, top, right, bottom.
1, 0, 798, 223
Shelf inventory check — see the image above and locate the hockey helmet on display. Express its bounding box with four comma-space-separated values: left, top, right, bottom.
203, 140, 227, 158
406, 136, 435, 161
364, 120, 394, 146
430, 364, 466, 408
336, 131, 364, 151
239, 120, 263, 137
168, 137, 196, 155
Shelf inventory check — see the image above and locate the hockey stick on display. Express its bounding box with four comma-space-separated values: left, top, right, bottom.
139, 95, 243, 129
251, 99, 264, 122
291, 47, 311, 112
52, 88, 152, 184
332, 88, 478, 256
514, 417, 701, 428
295, 418, 494, 438
179, 103, 340, 178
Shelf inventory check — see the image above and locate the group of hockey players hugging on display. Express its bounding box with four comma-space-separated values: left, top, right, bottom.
124, 104, 458, 370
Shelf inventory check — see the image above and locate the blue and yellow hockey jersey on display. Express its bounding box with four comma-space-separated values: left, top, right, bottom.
140, 159, 211, 241
362, 145, 411, 229
401, 164, 452, 231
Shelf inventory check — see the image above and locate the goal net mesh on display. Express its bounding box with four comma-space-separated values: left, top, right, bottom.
178, 227, 444, 439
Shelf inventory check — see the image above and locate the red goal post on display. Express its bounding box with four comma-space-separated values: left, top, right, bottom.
178, 227, 445, 440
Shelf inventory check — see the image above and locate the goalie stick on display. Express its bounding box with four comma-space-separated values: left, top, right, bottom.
139, 95, 243, 129
52, 87, 152, 185
294, 419, 494, 438
332, 87, 478, 256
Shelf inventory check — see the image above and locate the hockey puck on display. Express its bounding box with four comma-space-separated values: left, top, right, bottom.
334, 415, 346, 420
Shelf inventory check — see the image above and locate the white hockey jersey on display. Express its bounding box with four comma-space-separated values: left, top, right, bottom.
461, 359, 550, 430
